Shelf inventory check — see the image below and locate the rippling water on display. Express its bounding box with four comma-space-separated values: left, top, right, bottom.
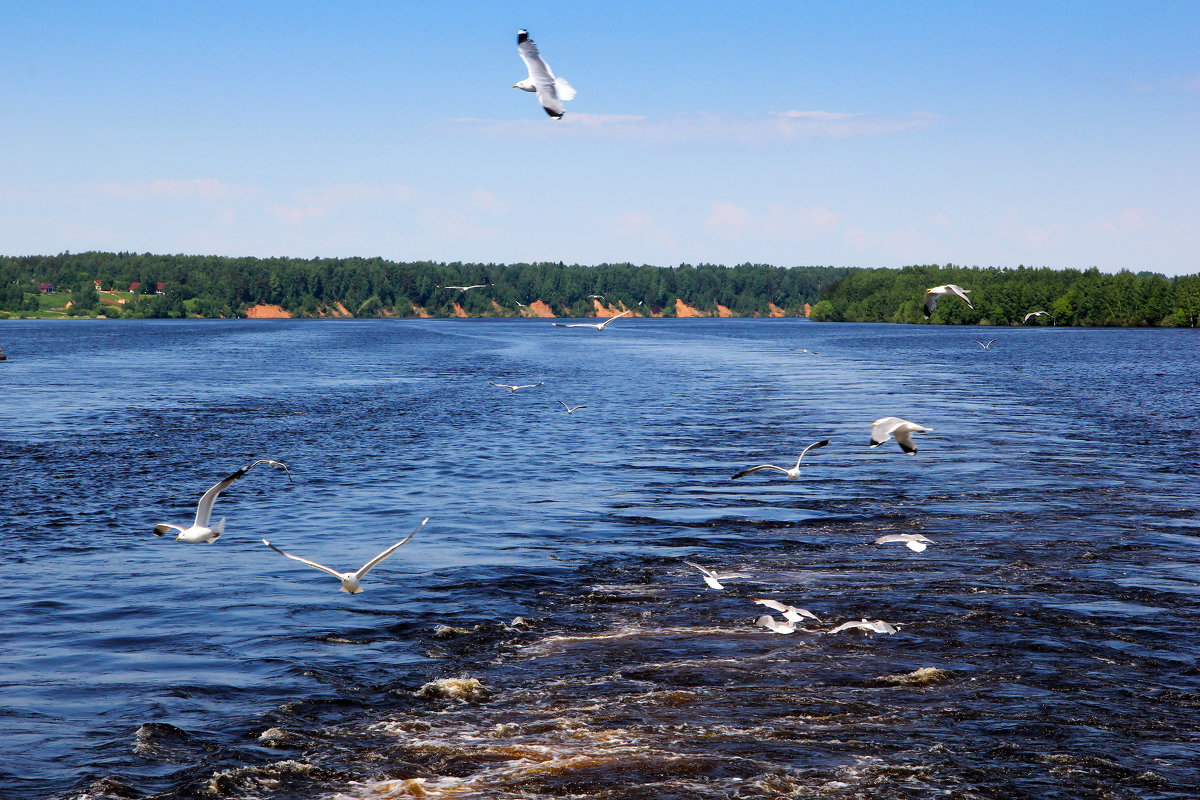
1, 319, 1198, 800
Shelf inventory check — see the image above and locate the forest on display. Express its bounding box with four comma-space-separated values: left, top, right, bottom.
1, 252, 1197, 326
0, 252, 850, 319
808, 264, 1200, 327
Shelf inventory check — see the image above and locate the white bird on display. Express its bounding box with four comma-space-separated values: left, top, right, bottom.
753, 598, 822, 624
973, 339, 997, 350
552, 309, 631, 331
1023, 310, 1049, 323
437, 284, 491, 292
874, 533, 934, 553
731, 439, 829, 481
795, 348, 819, 354
869, 417, 932, 454
683, 560, 750, 591
153, 460, 292, 543
514, 29, 575, 119
923, 284, 973, 318
755, 614, 797, 634
489, 381, 544, 392
515, 300, 529, 308
263, 518, 428, 594
828, 619, 900, 635
586, 294, 604, 300
558, 401, 587, 414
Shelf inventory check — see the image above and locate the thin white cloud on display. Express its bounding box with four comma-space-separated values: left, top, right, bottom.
608, 212, 679, 249
1093, 206, 1157, 236
269, 183, 415, 223
92, 179, 263, 202
447, 110, 942, 145
705, 201, 842, 241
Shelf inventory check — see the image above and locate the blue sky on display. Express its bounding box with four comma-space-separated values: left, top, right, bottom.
1, 1, 1197, 275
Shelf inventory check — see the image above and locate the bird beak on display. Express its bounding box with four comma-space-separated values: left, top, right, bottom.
512, 83, 520, 88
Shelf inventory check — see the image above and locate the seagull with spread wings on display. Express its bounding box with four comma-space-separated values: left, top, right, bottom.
489, 381, 544, 392
263, 518, 428, 594
552, 309, 631, 331
923, 284, 973, 319
870, 417, 932, 454
153, 460, 292, 543
683, 560, 750, 591
730, 439, 829, 481
514, 29, 575, 119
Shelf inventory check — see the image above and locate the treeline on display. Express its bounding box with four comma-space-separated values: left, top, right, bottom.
809, 264, 1200, 327
0, 252, 852, 319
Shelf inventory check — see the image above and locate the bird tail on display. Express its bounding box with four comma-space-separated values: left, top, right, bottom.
209, 517, 226, 540
555, 77, 576, 101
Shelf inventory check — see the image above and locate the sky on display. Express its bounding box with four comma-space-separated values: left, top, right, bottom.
1, 1, 1197, 275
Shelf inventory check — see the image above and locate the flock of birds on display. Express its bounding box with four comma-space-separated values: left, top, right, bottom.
150, 280, 1042, 613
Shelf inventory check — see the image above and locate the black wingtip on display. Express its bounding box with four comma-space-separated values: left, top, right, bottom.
900, 442, 918, 454
517, 29, 529, 43
544, 107, 564, 118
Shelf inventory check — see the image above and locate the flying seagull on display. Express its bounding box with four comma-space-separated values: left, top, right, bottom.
514, 29, 575, 119
437, 284, 491, 292
586, 294, 604, 300
489, 381, 544, 392
870, 417, 932, 454
753, 598, 822, 624
515, 300, 529, 308
731, 439, 829, 481
262, 518, 428, 594
153, 460, 292, 543
683, 560, 750, 591
755, 615, 797, 634
973, 339, 997, 350
874, 533, 933, 553
1023, 310, 1049, 323
828, 619, 900, 635
923, 284, 973, 319
552, 309, 631, 331
558, 401, 587, 414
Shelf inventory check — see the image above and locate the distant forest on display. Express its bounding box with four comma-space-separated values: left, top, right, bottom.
809, 264, 1200, 327
2, 252, 1197, 326
0, 252, 851, 319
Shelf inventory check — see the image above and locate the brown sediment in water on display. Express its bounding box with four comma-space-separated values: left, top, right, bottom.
244, 303, 292, 319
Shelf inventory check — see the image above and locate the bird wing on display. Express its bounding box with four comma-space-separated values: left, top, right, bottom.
715, 572, 751, 580
754, 598, 787, 613
518, 36, 564, 118
153, 523, 185, 537
552, 322, 592, 328
948, 285, 974, 308
682, 560, 715, 579
355, 517, 428, 579
555, 77, 576, 101
828, 621, 869, 634
193, 466, 249, 527
793, 438, 831, 468
730, 464, 787, 479
893, 428, 919, 454
597, 311, 630, 329
488, 382, 516, 389
923, 292, 938, 317
985, 339, 996, 347
870, 417, 904, 447
263, 539, 345, 579
874, 534, 907, 544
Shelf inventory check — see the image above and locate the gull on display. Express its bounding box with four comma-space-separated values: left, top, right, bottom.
515, 300, 529, 308
558, 401, 587, 414
972, 339, 997, 350
828, 619, 900, 635
870, 417, 931, 454
753, 598, 822, 624
683, 560, 750, 591
795, 348, 819, 354
731, 439, 829, 481
489, 381, 544, 392
874, 533, 933, 552
586, 294, 604, 300
923, 284, 973, 319
552, 309, 631, 331
755, 615, 797, 634
263, 518, 428, 594
437, 284, 491, 292
1023, 310, 1049, 323
514, 29, 575, 119
153, 460, 292, 543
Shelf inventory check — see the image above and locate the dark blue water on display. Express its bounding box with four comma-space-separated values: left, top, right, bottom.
1, 319, 1198, 799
